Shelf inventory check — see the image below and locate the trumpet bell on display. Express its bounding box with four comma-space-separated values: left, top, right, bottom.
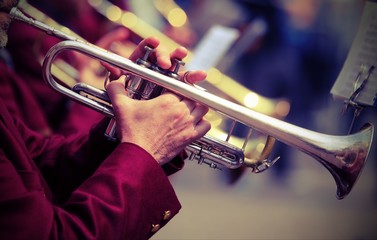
319, 123, 374, 199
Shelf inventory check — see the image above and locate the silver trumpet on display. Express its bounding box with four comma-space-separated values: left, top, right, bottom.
10, 7, 374, 199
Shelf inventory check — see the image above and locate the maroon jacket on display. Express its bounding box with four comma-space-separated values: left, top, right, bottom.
0, 99, 182, 239
0, 64, 183, 239
0, 60, 51, 134
5, 23, 105, 135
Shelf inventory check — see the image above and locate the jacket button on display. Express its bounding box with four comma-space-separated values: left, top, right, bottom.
163, 210, 171, 221
151, 224, 160, 233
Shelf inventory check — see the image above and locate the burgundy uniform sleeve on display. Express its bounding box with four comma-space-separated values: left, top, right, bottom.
1, 106, 181, 239
0, 61, 50, 134
53, 143, 182, 239
26, 118, 184, 202
0, 142, 181, 239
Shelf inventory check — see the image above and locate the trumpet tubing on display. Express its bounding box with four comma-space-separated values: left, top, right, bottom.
10, 7, 374, 200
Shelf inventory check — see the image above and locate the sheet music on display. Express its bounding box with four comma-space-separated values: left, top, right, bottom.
185, 25, 239, 71
331, 1, 377, 107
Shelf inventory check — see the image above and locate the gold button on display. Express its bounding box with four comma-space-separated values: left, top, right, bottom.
151, 224, 160, 233
163, 210, 171, 221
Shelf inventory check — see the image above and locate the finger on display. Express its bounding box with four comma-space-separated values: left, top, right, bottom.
103, 35, 156, 79
169, 46, 188, 66
180, 98, 196, 112
105, 78, 127, 102
101, 63, 123, 80
181, 70, 207, 84
128, 36, 160, 61
153, 46, 188, 70
170, 46, 188, 59
154, 45, 172, 69
194, 118, 211, 137
190, 104, 210, 125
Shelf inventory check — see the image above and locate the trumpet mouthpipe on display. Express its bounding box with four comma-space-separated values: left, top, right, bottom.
10, 8, 78, 42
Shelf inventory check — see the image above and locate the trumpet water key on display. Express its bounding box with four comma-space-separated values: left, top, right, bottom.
10, 7, 374, 199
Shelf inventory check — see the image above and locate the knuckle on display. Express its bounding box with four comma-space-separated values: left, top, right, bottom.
159, 94, 179, 106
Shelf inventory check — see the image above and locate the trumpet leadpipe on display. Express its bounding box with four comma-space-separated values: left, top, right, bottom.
10, 7, 78, 42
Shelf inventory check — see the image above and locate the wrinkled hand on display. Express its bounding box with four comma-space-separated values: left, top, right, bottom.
106, 37, 211, 165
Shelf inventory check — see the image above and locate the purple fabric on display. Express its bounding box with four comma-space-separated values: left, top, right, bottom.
0, 93, 182, 240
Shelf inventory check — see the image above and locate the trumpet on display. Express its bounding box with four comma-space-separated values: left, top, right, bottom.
10, 7, 374, 200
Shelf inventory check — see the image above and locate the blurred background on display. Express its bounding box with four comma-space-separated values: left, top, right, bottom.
124, 1, 377, 239
9, 0, 377, 239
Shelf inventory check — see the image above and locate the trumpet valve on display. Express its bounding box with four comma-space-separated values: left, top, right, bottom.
167, 58, 185, 80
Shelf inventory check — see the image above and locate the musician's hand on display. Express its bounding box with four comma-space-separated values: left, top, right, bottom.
107, 36, 207, 83
106, 79, 210, 165
105, 37, 210, 164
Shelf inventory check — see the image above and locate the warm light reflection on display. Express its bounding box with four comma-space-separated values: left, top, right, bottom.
256, 143, 265, 154
167, 8, 187, 27
106, 5, 122, 22
275, 100, 291, 118
60, 27, 73, 36
206, 68, 223, 85
244, 92, 259, 108
121, 12, 138, 28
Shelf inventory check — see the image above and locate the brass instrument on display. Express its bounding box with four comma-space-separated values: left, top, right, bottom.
10, 7, 374, 200
17, 0, 287, 167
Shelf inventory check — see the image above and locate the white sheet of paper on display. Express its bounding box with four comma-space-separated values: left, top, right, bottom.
330, 1, 377, 107
185, 25, 240, 71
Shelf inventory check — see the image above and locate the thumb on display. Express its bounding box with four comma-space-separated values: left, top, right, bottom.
106, 78, 131, 107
